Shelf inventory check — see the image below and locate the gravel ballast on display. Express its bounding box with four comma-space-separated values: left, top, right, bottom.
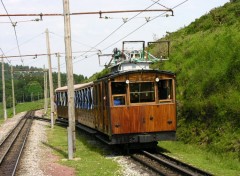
1, 110, 153, 175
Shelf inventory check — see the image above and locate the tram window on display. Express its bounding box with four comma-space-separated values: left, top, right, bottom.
76, 91, 80, 108
74, 92, 76, 107
59, 93, 62, 106
61, 92, 65, 106
62, 92, 65, 106
111, 82, 126, 94
113, 95, 126, 106
65, 92, 68, 106
158, 79, 172, 100
130, 82, 155, 103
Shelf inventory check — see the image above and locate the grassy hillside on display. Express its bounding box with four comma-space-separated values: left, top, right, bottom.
151, 0, 240, 160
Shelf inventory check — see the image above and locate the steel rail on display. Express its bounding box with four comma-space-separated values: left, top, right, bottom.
0, 115, 28, 164
131, 154, 167, 175
0, 111, 34, 176
141, 150, 213, 176
12, 115, 34, 175
155, 151, 214, 176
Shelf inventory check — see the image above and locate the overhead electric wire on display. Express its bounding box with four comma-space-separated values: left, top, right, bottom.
72, 0, 189, 65
0, 1, 188, 71
73, 0, 163, 61
1, 0, 23, 64
49, 31, 100, 52
100, 0, 189, 53
72, 0, 165, 63
4, 32, 44, 54
0, 50, 102, 59
150, 0, 172, 10
58, 0, 165, 69
0, 9, 172, 17
0, 48, 11, 64
100, 14, 170, 20
0, 18, 42, 24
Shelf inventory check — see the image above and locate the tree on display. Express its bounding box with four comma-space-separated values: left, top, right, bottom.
27, 81, 43, 101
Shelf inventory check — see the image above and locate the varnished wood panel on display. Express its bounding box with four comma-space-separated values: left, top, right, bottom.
113, 73, 175, 82
57, 106, 68, 118
110, 104, 176, 134
76, 109, 95, 128
57, 106, 96, 128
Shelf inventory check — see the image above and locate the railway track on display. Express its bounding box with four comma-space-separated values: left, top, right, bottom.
131, 150, 213, 176
0, 111, 34, 176
33, 116, 214, 175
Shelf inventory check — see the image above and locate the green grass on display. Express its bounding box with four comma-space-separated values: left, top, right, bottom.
150, 1, 240, 162
46, 125, 120, 176
0, 100, 45, 125
0, 117, 4, 125
158, 141, 240, 176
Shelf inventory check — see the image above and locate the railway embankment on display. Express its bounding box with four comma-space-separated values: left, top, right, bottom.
150, 0, 240, 166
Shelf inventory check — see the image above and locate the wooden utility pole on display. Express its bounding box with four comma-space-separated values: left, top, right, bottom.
45, 29, 55, 128
43, 65, 48, 115
63, 0, 76, 160
57, 52, 61, 88
1, 57, 7, 120
11, 65, 16, 116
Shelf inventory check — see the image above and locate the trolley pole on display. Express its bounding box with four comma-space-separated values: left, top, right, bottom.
45, 28, 55, 128
57, 52, 61, 88
1, 57, 7, 120
63, 0, 76, 160
11, 65, 16, 116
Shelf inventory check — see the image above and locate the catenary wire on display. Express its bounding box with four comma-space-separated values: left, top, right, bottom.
0, 48, 11, 64
4, 33, 44, 54
59, 0, 164, 69
73, 0, 163, 60
72, 0, 189, 65
102, 0, 189, 52
1, 0, 23, 64
0, 18, 42, 24
49, 31, 100, 52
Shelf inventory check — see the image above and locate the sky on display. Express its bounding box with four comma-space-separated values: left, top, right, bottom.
0, 0, 229, 78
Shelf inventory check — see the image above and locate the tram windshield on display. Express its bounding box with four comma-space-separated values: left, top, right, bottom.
130, 82, 155, 103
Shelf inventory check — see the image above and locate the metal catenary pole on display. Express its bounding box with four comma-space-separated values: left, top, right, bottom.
45, 29, 55, 128
63, 0, 76, 160
11, 65, 16, 116
1, 57, 7, 120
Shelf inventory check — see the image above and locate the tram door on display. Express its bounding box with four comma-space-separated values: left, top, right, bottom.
95, 83, 102, 130
95, 82, 109, 133
102, 81, 109, 133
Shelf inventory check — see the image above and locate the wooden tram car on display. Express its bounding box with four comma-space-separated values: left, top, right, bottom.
55, 41, 176, 147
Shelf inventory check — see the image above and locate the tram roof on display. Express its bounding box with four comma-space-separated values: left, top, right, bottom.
55, 82, 93, 92
96, 69, 175, 82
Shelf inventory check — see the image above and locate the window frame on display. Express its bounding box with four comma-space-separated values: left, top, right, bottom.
158, 79, 174, 103
112, 94, 126, 106
129, 82, 155, 104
